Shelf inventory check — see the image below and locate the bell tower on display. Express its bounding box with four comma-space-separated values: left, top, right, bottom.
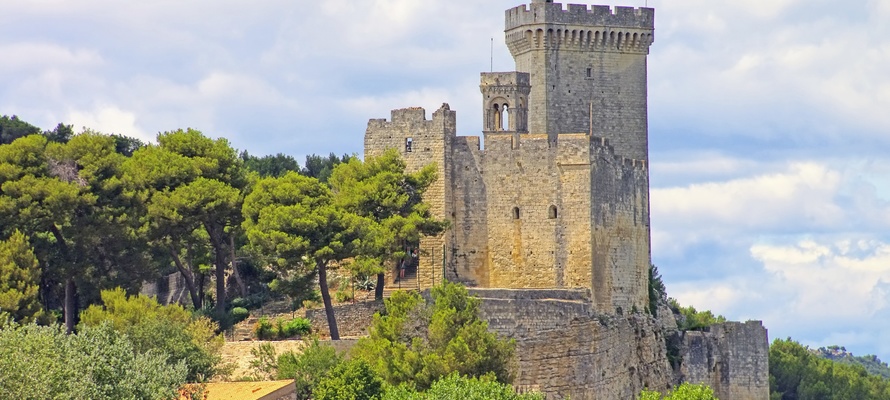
480, 72, 531, 133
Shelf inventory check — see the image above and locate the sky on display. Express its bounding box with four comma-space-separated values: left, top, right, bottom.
3, 0, 890, 360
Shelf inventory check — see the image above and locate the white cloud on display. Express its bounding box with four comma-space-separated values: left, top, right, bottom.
67, 106, 151, 143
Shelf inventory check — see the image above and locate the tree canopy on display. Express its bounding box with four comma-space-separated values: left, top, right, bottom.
352, 282, 515, 390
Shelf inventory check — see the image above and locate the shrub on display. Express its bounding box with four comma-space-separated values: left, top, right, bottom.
231, 297, 249, 308
314, 359, 382, 400
281, 339, 343, 398
335, 290, 354, 303
254, 317, 278, 340
280, 318, 311, 338
79, 288, 224, 382
231, 307, 249, 324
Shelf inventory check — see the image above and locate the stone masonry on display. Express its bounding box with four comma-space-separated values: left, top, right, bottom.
365, 0, 653, 316
362, 1, 769, 398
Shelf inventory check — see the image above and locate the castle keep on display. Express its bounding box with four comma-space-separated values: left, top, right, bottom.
363, 2, 770, 398
365, 0, 654, 315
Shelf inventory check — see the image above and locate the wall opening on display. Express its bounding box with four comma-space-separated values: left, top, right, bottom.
512, 207, 520, 220
549, 205, 558, 219
502, 103, 510, 131
586, 67, 592, 78
492, 103, 502, 131
405, 137, 413, 152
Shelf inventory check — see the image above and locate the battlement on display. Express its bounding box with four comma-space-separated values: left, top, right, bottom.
481, 71, 531, 87
506, 3, 654, 31
366, 104, 456, 130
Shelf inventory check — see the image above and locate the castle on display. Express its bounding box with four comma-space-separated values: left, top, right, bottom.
362, 2, 770, 398
365, 0, 654, 315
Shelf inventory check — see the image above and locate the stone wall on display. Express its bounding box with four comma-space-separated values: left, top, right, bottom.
140, 272, 191, 305
679, 321, 770, 400
590, 139, 650, 313
305, 301, 385, 338
470, 288, 673, 400
364, 105, 456, 288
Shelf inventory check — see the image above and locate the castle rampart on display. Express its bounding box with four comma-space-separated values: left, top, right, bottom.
506, 3, 655, 31
360, 3, 768, 398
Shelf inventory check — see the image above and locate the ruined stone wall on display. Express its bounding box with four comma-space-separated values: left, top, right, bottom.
679, 321, 770, 400
590, 139, 650, 314
364, 105, 456, 288
140, 272, 191, 305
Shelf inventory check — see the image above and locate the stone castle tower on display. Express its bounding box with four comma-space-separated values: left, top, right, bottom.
365, 1, 655, 314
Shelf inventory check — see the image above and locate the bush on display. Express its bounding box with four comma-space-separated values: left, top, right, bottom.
314, 359, 382, 400
231, 307, 249, 324
254, 317, 310, 340
335, 290, 354, 303
279, 318, 311, 338
231, 297, 250, 308
281, 339, 343, 398
79, 288, 224, 382
254, 317, 278, 340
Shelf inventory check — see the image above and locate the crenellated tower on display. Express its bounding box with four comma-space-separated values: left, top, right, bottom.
505, 0, 654, 160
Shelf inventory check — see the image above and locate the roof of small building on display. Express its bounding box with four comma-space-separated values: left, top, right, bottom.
180, 380, 295, 400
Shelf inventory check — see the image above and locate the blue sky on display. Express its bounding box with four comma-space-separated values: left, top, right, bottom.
4, 0, 890, 360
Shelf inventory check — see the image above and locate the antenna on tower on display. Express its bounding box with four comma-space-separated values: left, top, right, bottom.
490, 37, 494, 72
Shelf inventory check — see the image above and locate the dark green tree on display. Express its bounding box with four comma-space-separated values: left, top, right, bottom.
123, 128, 246, 314
329, 149, 446, 300
303, 152, 351, 183
0, 115, 40, 145
242, 171, 357, 340
240, 151, 301, 178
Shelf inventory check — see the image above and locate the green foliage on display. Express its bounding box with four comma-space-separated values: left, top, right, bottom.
280, 317, 312, 337
79, 288, 224, 382
815, 345, 890, 379
231, 307, 249, 324
278, 339, 344, 398
314, 359, 384, 400
254, 317, 278, 340
0, 132, 153, 331
669, 298, 726, 331
253, 316, 311, 340
353, 282, 516, 391
303, 152, 351, 183
770, 338, 890, 399
329, 149, 446, 301
0, 321, 187, 399
382, 374, 544, 400
0, 230, 46, 324
240, 151, 301, 178
242, 170, 357, 339
0, 115, 41, 145
249, 343, 279, 380
639, 383, 718, 399
648, 264, 667, 316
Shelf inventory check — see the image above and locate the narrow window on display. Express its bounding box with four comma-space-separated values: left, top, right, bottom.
586, 67, 592, 78
549, 205, 558, 219
502, 103, 510, 131
405, 137, 413, 152
512, 207, 520, 220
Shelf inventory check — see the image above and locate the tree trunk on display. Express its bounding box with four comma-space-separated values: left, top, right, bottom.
64, 277, 76, 333
230, 235, 247, 298
375, 273, 385, 301
169, 246, 202, 309
317, 261, 340, 340
205, 224, 227, 315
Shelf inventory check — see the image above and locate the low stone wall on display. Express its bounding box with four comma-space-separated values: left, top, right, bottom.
305, 301, 385, 338
140, 272, 191, 305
